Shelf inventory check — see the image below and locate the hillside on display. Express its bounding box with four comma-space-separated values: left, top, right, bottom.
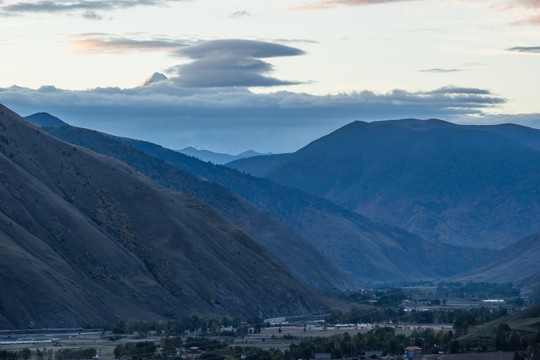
39, 124, 354, 290
454, 233, 540, 296
226, 153, 290, 176
249, 119, 540, 248
98, 133, 494, 285
465, 303, 540, 349
0, 104, 326, 328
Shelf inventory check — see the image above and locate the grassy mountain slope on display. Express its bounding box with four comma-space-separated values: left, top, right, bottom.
0, 104, 326, 328
100, 134, 493, 285
454, 233, 540, 295
465, 303, 540, 343
256, 119, 540, 248
40, 124, 354, 290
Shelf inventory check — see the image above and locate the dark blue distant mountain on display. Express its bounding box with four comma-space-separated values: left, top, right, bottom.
249, 119, 540, 249
226, 153, 290, 175
179, 146, 272, 165
25, 112, 68, 127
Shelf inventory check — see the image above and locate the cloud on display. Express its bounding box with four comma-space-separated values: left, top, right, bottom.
230, 10, 251, 18
176, 39, 305, 59
170, 39, 305, 87
511, 14, 540, 25
81, 10, 102, 20
419, 68, 463, 73
506, 46, 540, 53
0, 0, 182, 18
500, 0, 540, 25
68, 33, 190, 54
292, 0, 418, 11
0, 83, 506, 153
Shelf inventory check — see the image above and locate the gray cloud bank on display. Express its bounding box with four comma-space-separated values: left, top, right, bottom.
507, 46, 540, 53
419, 68, 463, 73
0, 0, 182, 16
0, 83, 514, 153
170, 40, 305, 87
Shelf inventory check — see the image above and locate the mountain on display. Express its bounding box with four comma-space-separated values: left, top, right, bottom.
24, 112, 68, 127
0, 104, 326, 328
243, 119, 540, 249
138, 72, 168, 87
454, 233, 540, 297
35, 121, 354, 290
226, 153, 290, 175
100, 134, 494, 285
179, 147, 272, 165
469, 123, 540, 152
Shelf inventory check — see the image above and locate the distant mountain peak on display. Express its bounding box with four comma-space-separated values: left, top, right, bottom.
138, 72, 168, 87
25, 112, 68, 127
178, 147, 272, 165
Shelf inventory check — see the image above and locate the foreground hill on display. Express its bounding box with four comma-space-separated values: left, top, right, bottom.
244, 119, 540, 248
454, 233, 540, 298
464, 303, 540, 353
38, 124, 354, 290
54, 127, 493, 285
0, 104, 326, 328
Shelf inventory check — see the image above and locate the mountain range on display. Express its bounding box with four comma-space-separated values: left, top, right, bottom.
0, 104, 327, 328
230, 119, 540, 249
5, 104, 539, 328
36, 117, 495, 285
31, 124, 353, 291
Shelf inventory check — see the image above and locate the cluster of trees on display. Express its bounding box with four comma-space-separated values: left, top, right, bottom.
114, 341, 157, 359
327, 305, 509, 326
323, 288, 407, 307
114, 337, 229, 360
0, 348, 95, 360
54, 349, 96, 360
436, 282, 520, 299
109, 316, 264, 338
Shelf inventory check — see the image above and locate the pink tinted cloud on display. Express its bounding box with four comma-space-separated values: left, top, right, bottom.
292, 0, 416, 10
68, 34, 188, 54
501, 0, 540, 25
512, 13, 540, 25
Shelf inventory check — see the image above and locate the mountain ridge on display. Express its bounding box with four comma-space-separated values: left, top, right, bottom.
179, 146, 273, 165
0, 104, 326, 328
244, 118, 540, 248
35, 121, 354, 290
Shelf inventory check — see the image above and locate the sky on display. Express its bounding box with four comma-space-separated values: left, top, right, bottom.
0, 0, 539, 153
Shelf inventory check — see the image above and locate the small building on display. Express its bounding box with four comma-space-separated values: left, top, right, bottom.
403, 346, 422, 359
187, 347, 202, 359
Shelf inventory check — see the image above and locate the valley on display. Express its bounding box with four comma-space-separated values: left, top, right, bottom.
0, 105, 538, 359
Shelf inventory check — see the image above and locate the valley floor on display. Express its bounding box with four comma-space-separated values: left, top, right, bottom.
0, 325, 501, 360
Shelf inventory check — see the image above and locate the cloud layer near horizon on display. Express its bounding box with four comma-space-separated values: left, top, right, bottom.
0, 0, 183, 18
0, 82, 512, 153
